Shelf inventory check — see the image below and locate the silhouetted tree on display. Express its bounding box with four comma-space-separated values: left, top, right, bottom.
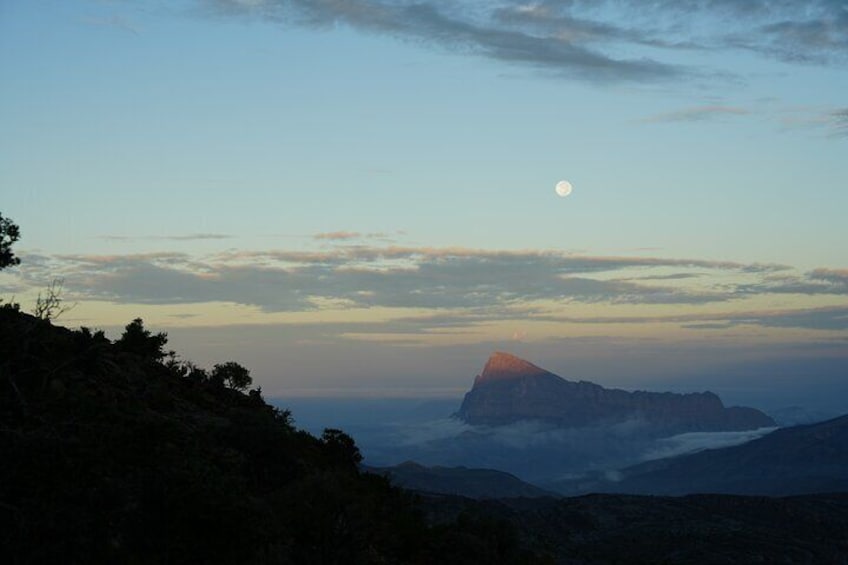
211, 361, 252, 391
0, 212, 20, 270
320, 428, 363, 470
115, 318, 169, 361
186, 363, 209, 384
167, 359, 209, 384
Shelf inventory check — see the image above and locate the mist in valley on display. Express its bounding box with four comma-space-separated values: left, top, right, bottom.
275, 396, 781, 490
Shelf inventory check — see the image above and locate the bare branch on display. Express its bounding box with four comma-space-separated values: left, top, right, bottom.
33, 279, 76, 321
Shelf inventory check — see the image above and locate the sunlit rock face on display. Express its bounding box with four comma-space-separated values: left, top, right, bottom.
457, 352, 775, 432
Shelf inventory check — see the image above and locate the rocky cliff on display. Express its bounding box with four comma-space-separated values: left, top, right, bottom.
457, 352, 775, 432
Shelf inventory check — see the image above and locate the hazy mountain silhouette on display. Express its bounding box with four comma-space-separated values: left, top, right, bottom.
367, 461, 556, 499
563, 414, 848, 496
458, 351, 775, 433
767, 404, 837, 426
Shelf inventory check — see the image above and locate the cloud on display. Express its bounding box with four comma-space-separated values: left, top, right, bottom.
205, 0, 683, 82
729, 306, 848, 331
215, 246, 786, 273
351, 413, 713, 479
825, 108, 848, 137
313, 231, 393, 241
573, 0, 848, 64
626, 273, 703, 281
13, 246, 793, 312
639, 427, 776, 462
11, 245, 845, 336
314, 231, 362, 241
778, 106, 848, 137
543, 305, 848, 332
169, 313, 201, 319
81, 14, 140, 35
98, 233, 233, 241
810, 268, 848, 284
744, 9, 848, 64
641, 105, 750, 123
393, 417, 472, 446
493, 3, 703, 51
680, 322, 732, 330
741, 269, 848, 296
205, 0, 848, 84
342, 413, 775, 482
7, 247, 845, 368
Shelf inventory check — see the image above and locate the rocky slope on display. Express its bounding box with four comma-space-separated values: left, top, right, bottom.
457, 352, 775, 433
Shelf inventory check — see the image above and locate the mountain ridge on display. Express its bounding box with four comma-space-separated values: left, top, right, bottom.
458, 352, 775, 433
573, 413, 848, 496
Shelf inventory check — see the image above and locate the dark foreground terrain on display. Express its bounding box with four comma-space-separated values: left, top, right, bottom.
422, 492, 848, 564
367, 461, 557, 499
2, 308, 846, 564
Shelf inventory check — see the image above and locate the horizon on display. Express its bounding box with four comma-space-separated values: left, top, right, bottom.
1, 1, 846, 408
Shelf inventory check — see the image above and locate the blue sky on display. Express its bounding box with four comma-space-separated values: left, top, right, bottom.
1, 1, 846, 404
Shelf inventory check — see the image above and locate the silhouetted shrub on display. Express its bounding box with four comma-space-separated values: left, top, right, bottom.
115, 318, 169, 361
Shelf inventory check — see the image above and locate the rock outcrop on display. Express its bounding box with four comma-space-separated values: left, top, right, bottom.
457, 352, 775, 432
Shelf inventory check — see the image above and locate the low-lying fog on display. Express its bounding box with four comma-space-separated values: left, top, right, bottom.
274, 397, 785, 488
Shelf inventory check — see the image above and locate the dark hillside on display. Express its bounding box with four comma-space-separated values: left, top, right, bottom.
0, 309, 542, 564
422, 493, 848, 564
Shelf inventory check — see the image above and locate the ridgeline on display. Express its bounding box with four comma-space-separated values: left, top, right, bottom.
458, 352, 775, 432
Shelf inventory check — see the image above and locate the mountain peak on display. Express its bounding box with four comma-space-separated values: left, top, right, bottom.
475, 351, 552, 385
460, 351, 776, 431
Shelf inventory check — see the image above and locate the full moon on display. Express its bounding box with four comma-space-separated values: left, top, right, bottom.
555, 180, 573, 197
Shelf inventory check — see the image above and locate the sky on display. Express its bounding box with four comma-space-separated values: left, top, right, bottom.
1, 1, 846, 406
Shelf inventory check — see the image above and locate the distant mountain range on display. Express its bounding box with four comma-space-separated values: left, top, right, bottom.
366, 461, 555, 499
376, 414, 848, 499
564, 413, 848, 496
767, 405, 838, 426
457, 351, 775, 433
